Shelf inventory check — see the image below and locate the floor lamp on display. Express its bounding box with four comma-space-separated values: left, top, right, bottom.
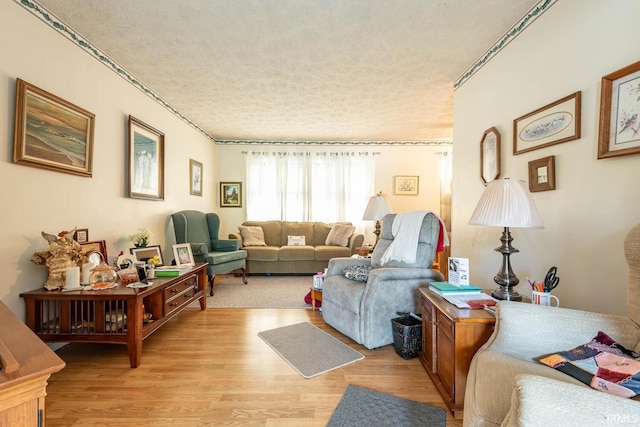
469, 179, 544, 301
362, 191, 391, 245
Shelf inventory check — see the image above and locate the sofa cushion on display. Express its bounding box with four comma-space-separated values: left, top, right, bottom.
242, 246, 279, 261
315, 245, 352, 261
313, 222, 334, 246
279, 245, 315, 261
325, 224, 355, 246
538, 331, 640, 398
238, 226, 267, 246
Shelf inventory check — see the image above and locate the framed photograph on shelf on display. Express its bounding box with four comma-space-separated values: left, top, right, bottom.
172, 243, 195, 267
130, 245, 164, 266
128, 116, 164, 200
220, 182, 242, 207
393, 175, 419, 195
80, 240, 108, 264
74, 228, 89, 243
13, 78, 95, 177
189, 159, 203, 196
513, 91, 581, 155
528, 155, 556, 192
480, 127, 501, 185
598, 61, 640, 159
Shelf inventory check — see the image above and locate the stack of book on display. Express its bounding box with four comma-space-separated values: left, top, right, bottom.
428, 281, 482, 296
155, 266, 188, 277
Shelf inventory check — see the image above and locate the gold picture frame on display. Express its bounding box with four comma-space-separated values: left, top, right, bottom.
480, 127, 501, 185
128, 116, 164, 200
597, 61, 640, 159
514, 91, 581, 155
189, 159, 203, 196
13, 78, 95, 177
528, 155, 556, 192
220, 182, 242, 207
393, 176, 419, 195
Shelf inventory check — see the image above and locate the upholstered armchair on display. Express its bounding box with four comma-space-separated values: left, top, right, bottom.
464, 223, 640, 427
322, 212, 445, 350
171, 210, 247, 295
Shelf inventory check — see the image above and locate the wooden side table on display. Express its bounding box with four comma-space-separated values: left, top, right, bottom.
310, 287, 322, 310
418, 287, 495, 420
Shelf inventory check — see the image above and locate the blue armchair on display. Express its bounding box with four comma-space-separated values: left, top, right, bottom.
171, 210, 247, 295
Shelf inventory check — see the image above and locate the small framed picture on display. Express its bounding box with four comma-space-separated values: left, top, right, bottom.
528, 155, 556, 192
189, 159, 203, 196
172, 243, 195, 267
220, 182, 242, 207
74, 228, 89, 243
480, 127, 501, 185
130, 245, 164, 266
393, 175, 419, 195
80, 240, 108, 263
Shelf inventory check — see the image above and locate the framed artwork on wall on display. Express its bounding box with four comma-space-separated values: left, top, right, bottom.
480, 127, 501, 185
220, 182, 242, 207
513, 91, 581, 155
13, 78, 95, 177
394, 175, 419, 195
128, 116, 164, 200
528, 155, 556, 192
189, 159, 203, 196
597, 61, 640, 159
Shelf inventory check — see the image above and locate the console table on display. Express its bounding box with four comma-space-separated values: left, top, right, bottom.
21, 263, 207, 368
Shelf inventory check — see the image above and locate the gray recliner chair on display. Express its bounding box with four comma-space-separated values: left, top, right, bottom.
171, 210, 247, 295
321, 212, 445, 349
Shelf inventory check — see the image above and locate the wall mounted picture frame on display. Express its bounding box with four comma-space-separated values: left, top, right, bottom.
74, 228, 89, 243
172, 243, 195, 267
220, 182, 242, 207
80, 240, 108, 263
480, 127, 501, 185
189, 159, 203, 196
128, 115, 164, 200
393, 175, 419, 195
514, 91, 581, 155
597, 61, 640, 159
130, 245, 164, 266
528, 155, 556, 192
13, 78, 95, 177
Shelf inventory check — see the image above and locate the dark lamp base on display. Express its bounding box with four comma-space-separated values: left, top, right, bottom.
491, 287, 522, 301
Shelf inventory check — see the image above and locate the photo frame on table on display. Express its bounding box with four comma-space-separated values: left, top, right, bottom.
128, 115, 164, 200
513, 91, 581, 155
80, 240, 108, 264
130, 245, 164, 266
528, 155, 556, 192
172, 243, 195, 267
13, 78, 95, 177
74, 228, 89, 243
189, 159, 203, 196
220, 182, 242, 207
597, 61, 640, 159
393, 175, 419, 195
480, 127, 501, 185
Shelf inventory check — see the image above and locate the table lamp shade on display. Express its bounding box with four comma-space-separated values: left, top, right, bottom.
469, 179, 543, 229
362, 192, 391, 221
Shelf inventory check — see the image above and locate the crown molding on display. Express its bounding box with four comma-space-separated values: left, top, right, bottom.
215, 140, 453, 146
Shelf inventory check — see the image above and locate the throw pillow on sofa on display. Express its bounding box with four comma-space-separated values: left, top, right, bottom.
326, 224, 355, 246
538, 331, 640, 398
343, 265, 372, 282
287, 235, 306, 246
238, 226, 267, 246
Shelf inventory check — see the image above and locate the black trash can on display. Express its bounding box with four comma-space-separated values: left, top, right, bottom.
391, 314, 422, 359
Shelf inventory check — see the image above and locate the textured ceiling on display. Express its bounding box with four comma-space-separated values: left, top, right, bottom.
33, 0, 544, 143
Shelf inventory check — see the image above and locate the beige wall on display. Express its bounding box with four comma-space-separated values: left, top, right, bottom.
452, 0, 640, 315
0, 2, 218, 317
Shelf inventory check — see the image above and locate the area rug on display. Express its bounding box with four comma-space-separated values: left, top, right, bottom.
327, 385, 446, 427
257, 322, 364, 378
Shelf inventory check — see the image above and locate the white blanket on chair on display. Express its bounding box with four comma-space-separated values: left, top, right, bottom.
380, 210, 428, 265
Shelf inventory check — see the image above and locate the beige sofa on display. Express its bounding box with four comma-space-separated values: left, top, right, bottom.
463, 223, 640, 427
229, 221, 364, 274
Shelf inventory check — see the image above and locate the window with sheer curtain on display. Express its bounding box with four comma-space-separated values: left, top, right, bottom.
245, 151, 374, 229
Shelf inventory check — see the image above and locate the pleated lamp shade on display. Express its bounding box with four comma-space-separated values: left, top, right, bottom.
469, 179, 544, 229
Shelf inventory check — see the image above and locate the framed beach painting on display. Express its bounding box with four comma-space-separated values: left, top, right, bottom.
513, 91, 581, 155
598, 61, 640, 159
13, 78, 95, 177
128, 116, 165, 200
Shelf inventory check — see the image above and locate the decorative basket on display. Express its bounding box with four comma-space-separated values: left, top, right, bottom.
391, 314, 422, 360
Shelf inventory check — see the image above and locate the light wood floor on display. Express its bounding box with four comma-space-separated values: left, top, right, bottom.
45, 308, 463, 426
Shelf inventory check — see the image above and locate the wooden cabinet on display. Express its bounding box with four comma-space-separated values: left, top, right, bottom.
0, 301, 65, 426
418, 287, 495, 420
21, 263, 207, 368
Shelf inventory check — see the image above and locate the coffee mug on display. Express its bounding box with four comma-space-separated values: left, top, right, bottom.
531, 290, 560, 307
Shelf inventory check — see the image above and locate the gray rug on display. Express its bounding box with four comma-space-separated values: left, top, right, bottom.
257, 322, 364, 378
205, 274, 313, 308
327, 385, 446, 427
